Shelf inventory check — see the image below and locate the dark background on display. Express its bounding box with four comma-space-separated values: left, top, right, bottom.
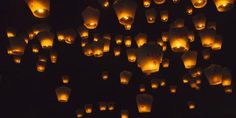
0, 0, 236, 118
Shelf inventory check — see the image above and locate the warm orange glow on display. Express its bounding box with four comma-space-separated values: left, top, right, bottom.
214, 0, 235, 12
85, 104, 93, 113
121, 110, 129, 118
170, 86, 177, 94
181, 51, 198, 69
25, 0, 50, 18
136, 94, 153, 113
82, 6, 100, 29
55, 87, 71, 103
191, 0, 207, 8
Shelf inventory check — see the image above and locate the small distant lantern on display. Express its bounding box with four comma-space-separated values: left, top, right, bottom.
170, 85, 177, 94
135, 33, 147, 48
99, 102, 107, 111
160, 10, 169, 22
63, 29, 77, 44
143, 0, 151, 8
188, 101, 196, 110
92, 40, 104, 58
98, 0, 110, 8
82, 6, 100, 29
213, 0, 235, 12
9, 37, 26, 56
193, 13, 206, 30
55, 86, 71, 103
81, 39, 88, 48
93, 33, 100, 42
136, 93, 153, 113
126, 48, 136, 62
172, 0, 181, 4
84, 104, 93, 114
107, 102, 115, 111
151, 79, 159, 89
6, 27, 16, 38
161, 32, 169, 42
62, 75, 70, 84
199, 29, 216, 47
50, 51, 58, 64
211, 35, 222, 51
160, 79, 166, 87
103, 39, 111, 52
57, 31, 65, 42
145, 8, 156, 24
224, 86, 233, 94
181, 51, 198, 69
32, 23, 51, 35
121, 110, 129, 118
153, 0, 166, 4
27, 29, 35, 40
139, 84, 146, 92
24, 0, 50, 18
183, 73, 191, 84
191, 0, 207, 8
113, 0, 137, 30
169, 28, 190, 52
115, 35, 123, 45
188, 31, 195, 42
83, 44, 93, 56
13, 55, 22, 64
103, 34, 112, 40
202, 49, 211, 60
120, 70, 132, 85
124, 36, 132, 47
222, 68, 232, 87
77, 26, 89, 39
162, 58, 170, 68
102, 71, 109, 80
171, 19, 185, 28
37, 31, 54, 49
76, 109, 84, 118
189, 67, 202, 78
114, 47, 121, 56
186, 6, 194, 15
36, 61, 46, 72
204, 64, 223, 85
207, 21, 217, 30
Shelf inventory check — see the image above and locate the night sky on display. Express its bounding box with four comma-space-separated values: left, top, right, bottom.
1, 0, 236, 118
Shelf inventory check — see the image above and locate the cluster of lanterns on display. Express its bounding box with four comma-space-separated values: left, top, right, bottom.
4, 0, 235, 117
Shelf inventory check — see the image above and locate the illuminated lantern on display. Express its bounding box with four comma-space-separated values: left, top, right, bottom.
126, 48, 136, 62
76, 109, 84, 118
143, 0, 151, 8
183, 73, 191, 84
13, 55, 22, 64
92, 40, 104, 58
32, 23, 51, 35
171, 19, 185, 28
160, 79, 166, 87
160, 10, 169, 22
189, 67, 202, 78
204, 64, 223, 85
181, 51, 198, 69
124, 36, 132, 47
162, 43, 167, 51
98, 0, 110, 8
37, 31, 54, 49
172, 0, 181, 4
136, 93, 153, 113
24, 0, 50, 18
107, 102, 115, 111
63, 29, 77, 44
27, 29, 35, 40
156, 38, 164, 46
93, 33, 100, 42
56, 31, 65, 42
102, 71, 109, 80
9, 37, 26, 56
151, 79, 159, 89
83, 44, 93, 56
139, 84, 146, 92
77, 26, 89, 39
135, 33, 147, 48
7, 46, 13, 55
120, 70, 132, 85
115, 35, 123, 45
213, 0, 235, 12
154, 0, 166, 4
162, 58, 170, 68
99, 102, 107, 111
211, 35, 222, 51
50, 51, 58, 64
6, 27, 16, 38
84, 104, 93, 113
103, 34, 112, 40
207, 21, 217, 30
191, 0, 207, 8
136, 43, 163, 75
82, 6, 100, 29
186, 6, 194, 15
224, 86, 233, 94
188, 101, 196, 110
145, 8, 156, 24
114, 47, 121, 56
202, 49, 211, 60
222, 68, 232, 87
170, 85, 177, 94
188, 31, 195, 42
193, 13, 206, 30
199, 29, 216, 47
55, 86, 71, 103
113, 0, 137, 30
36, 60, 46, 72
103, 39, 111, 52
169, 28, 190, 52
121, 110, 129, 118
81, 39, 88, 48
62, 75, 70, 84
161, 32, 169, 42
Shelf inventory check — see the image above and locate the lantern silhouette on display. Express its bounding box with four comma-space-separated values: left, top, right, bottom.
186, 6, 194, 15
162, 58, 170, 68
99, 102, 107, 111
143, 0, 151, 8
114, 47, 121, 56
214, 0, 235, 12
160, 79, 166, 87
24, 0, 50, 18
113, 0, 137, 30
202, 49, 211, 60
193, 13, 206, 30
204, 64, 223, 85
151, 79, 159, 89
207, 21, 217, 30
120, 70, 132, 85
161, 32, 169, 42
136, 93, 153, 113
50, 51, 58, 64
171, 19, 185, 28
82, 6, 100, 29
135, 33, 147, 48
170, 85, 177, 94
77, 26, 89, 39
181, 51, 198, 69
189, 67, 202, 78
102, 71, 109, 80
103, 34, 112, 40
222, 68, 232, 87
62, 75, 70, 84
199, 29, 216, 47
27, 29, 35, 40
93, 33, 100, 42
211, 35, 222, 51
139, 84, 146, 92
124, 36, 132, 47
160, 10, 169, 22
121, 110, 129, 118
57, 31, 65, 42
145, 8, 156, 24
92, 40, 104, 58
7, 46, 13, 55
55, 86, 71, 103
183, 73, 191, 84
98, 0, 110, 8
76, 109, 84, 118
188, 101, 196, 110
9, 37, 26, 56
154, 0, 166, 4
126, 48, 136, 62
6, 27, 16, 38
38, 31, 54, 49
115, 35, 123, 45
169, 28, 190, 52
84, 104, 93, 113
191, 0, 207, 8
32, 23, 51, 35
83, 44, 93, 56
136, 43, 163, 75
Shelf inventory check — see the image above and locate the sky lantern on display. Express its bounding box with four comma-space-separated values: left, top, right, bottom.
224, 86, 233, 94
143, 0, 151, 8
37, 31, 54, 49
139, 84, 146, 92
77, 26, 89, 40
55, 86, 71, 103
188, 101, 196, 110
207, 21, 217, 30
120, 70, 132, 85
84, 104, 93, 114
114, 47, 121, 57
211, 35, 222, 51
214, 0, 235, 12
32, 23, 51, 35
153, 0, 166, 5
172, 0, 181, 4
13, 55, 22, 64
191, 0, 207, 8
171, 19, 185, 28
115, 35, 123, 45
50, 50, 58, 64
99, 102, 107, 111
126, 48, 136, 62
161, 32, 169, 42
6, 27, 16, 38
113, 0, 137, 30
186, 6, 194, 15
202, 49, 211, 60
98, 0, 110, 8
76, 109, 84, 118
160, 10, 169, 22
36, 57, 47, 72
91, 40, 104, 58
199, 29, 216, 47
151, 79, 159, 89
135, 33, 147, 48
62, 75, 70, 84
204, 64, 223, 85
103, 39, 111, 52
188, 31, 195, 42
83, 44, 93, 56
222, 68, 232, 87
181, 51, 198, 69
162, 58, 170, 68
107, 102, 115, 111
60, 29, 77, 44
121, 110, 129, 118
102, 71, 109, 80
193, 13, 206, 30
124, 36, 132, 47
145, 8, 156, 24
9, 37, 26, 57
136, 93, 153, 113
169, 28, 190, 52
189, 67, 202, 78
24, 0, 50, 18
82, 6, 100, 29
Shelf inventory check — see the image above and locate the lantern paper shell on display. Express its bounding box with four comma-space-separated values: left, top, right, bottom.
107, 102, 115, 111
202, 49, 211, 60
160, 10, 169, 22
169, 28, 190, 52
6, 27, 16, 38
36, 61, 46, 72
115, 35, 123, 45
136, 93, 153, 113
50, 51, 58, 64
199, 29, 216, 47
92, 40, 104, 58
77, 26, 89, 39
120, 70, 132, 85
145, 8, 157, 24
224, 86, 233, 94
98, 0, 110, 8
143, 0, 151, 8
24, 0, 50, 18
13, 55, 22, 64
62, 29, 77, 44
188, 101, 196, 110
55, 86, 71, 103
114, 47, 121, 56
139, 84, 146, 92
173, 0, 181, 4
170, 85, 177, 93
191, 0, 207, 8
207, 21, 217, 30
124, 36, 132, 47
103, 39, 111, 52
135, 33, 147, 48
211, 35, 222, 51
102, 71, 109, 80
83, 44, 93, 56
151, 79, 159, 89
154, 0, 166, 4
193, 13, 206, 30
32, 23, 51, 35
126, 48, 136, 62
161, 32, 169, 42
38, 31, 54, 49
99, 102, 107, 111
162, 58, 170, 68
214, 0, 235, 12
84, 104, 93, 113
121, 110, 129, 118
186, 6, 194, 15
222, 68, 232, 87
204, 64, 223, 85
82, 6, 100, 29
188, 31, 195, 42
181, 51, 198, 69
62, 75, 70, 84
9, 37, 26, 56
171, 19, 185, 28
76, 109, 84, 118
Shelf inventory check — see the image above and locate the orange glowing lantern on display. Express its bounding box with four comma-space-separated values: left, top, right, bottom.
82, 6, 100, 29
191, 0, 207, 8
145, 8, 157, 24
24, 0, 50, 18
136, 93, 153, 113
214, 0, 235, 12
55, 86, 71, 103
181, 51, 198, 69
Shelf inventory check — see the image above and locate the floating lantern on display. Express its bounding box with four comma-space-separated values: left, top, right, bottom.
169, 28, 190, 52
99, 102, 107, 111
9, 37, 26, 56
181, 51, 198, 69
222, 68, 232, 87
188, 31, 195, 42
160, 79, 166, 87
211, 35, 222, 51
103, 34, 112, 40
76, 109, 84, 118
103, 39, 111, 52
183, 73, 191, 84
161, 32, 169, 42
207, 21, 217, 30
93, 33, 100, 42
6, 27, 16, 38
153, 0, 166, 4
186, 6, 194, 15
170, 85, 177, 94
13, 55, 22, 64
107, 102, 115, 111
24, 0, 50, 18
139, 84, 146, 92
50, 51, 58, 64
102, 71, 109, 80
224, 86, 233, 94
199, 29, 216, 47
172, 0, 181, 4
136, 93, 153, 113
204, 64, 223, 85
151, 79, 159, 89
32, 23, 51, 35
98, 0, 110, 8
143, 0, 151, 8
85, 104, 93, 114
160, 10, 169, 22
82, 6, 100, 29
126, 48, 136, 62
135, 33, 147, 48
36, 60, 46, 72
83, 44, 93, 56
121, 110, 129, 118
193, 13, 206, 30
114, 47, 121, 56
191, 0, 207, 8
189, 67, 202, 78
213, 0, 235, 12
161, 58, 169, 68
145, 8, 156, 24
120, 70, 132, 85
202, 49, 211, 60
124, 36, 132, 47
115, 35, 123, 45
62, 75, 70, 84
171, 19, 185, 28
77, 26, 89, 39
188, 101, 196, 110
55, 86, 71, 103
37, 31, 54, 49
92, 40, 104, 58
63, 29, 77, 44
56, 31, 65, 42
81, 39, 88, 48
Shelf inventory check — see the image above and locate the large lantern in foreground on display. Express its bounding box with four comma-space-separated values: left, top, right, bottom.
136, 43, 163, 75
214, 0, 235, 12
191, 0, 207, 8
136, 93, 153, 113
204, 64, 223, 85
38, 31, 54, 49
113, 0, 137, 30
55, 86, 71, 103
24, 0, 50, 18
169, 28, 190, 52
181, 51, 198, 69
82, 6, 100, 29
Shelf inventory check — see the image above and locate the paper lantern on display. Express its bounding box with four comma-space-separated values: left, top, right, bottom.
36, 60, 46, 72
32, 23, 51, 35
222, 68, 232, 87
207, 21, 217, 30
143, 0, 151, 8
160, 10, 169, 22
189, 67, 202, 78
61, 29, 77, 44
136, 93, 153, 113
160, 79, 166, 87
57, 31, 65, 42
24, 0, 50, 18
169, 28, 190, 52
136, 43, 163, 75
120, 70, 132, 85
98, 0, 110, 8
193, 13, 206, 30
126, 48, 136, 62
103, 39, 111, 52
81, 39, 88, 48
199, 29, 216, 47
181, 51, 198, 69
92, 40, 104, 58
76, 109, 84, 118
161, 58, 169, 68
191, 0, 207, 8
50, 51, 58, 64
214, 0, 235, 12
114, 47, 121, 56
115, 35, 123, 45
188, 101, 196, 110
171, 19, 185, 28
82, 6, 100, 29
121, 110, 129, 118
204, 64, 223, 85
102, 71, 109, 80
224, 86, 233, 94
38, 31, 54, 49
103, 34, 112, 40
62, 75, 70, 84
55, 86, 71, 103
170, 85, 177, 94
186, 6, 194, 15
6, 27, 16, 38
8, 37, 26, 56
83, 44, 93, 56
145, 8, 156, 24
124, 36, 132, 47
99, 102, 107, 111
139, 84, 146, 92
77, 26, 89, 39
154, 0, 166, 4
183, 73, 191, 84
188, 31, 195, 42
84, 104, 93, 114
113, 0, 137, 30
135, 33, 147, 48
151, 79, 159, 89
211, 35, 222, 51
93, 33, 100, 42
13, 55, 22, 64
161, 32, 169, 42
107, 102, 115, 111
202, 49, 211, 60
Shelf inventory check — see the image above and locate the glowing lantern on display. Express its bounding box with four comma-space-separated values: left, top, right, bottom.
214, 0, 235, 12
99, 102, 107, 111
199, 29, 216, 47
189, 67, 202, 78
83, 44, 93, 56
169, 28, 190, 52
136, 93, 153, 113
36, 60, 46, 72
143, 0, 151, 8
120, 70, 132, 85
102, 71, 109, 80
9, 37, 26, 56
81, 39, 88, 48
32, 23, 51, 35
103, 39, 111, 52
145, 8, 156, 24
135, 33, 147, 48
136, 43, 163, 75
191, 0, 207, 8
207, 21, 217, 30
186, 6, 194, 15
107, 102, 115, 111
170, 85, 177, 94
160, 10, 169, 22
7, 46, 13, 55
115, 35, 123, 45
161, 32, 169, 42
211, 35, 222, 51
139, 84, 146, 92
55, 86, 71, 103
62, 75, 70, 84
188, 101, 196, 110
160, 79, 166, 87
50, 51, 58, 64
38, 31, 54, 49
76, 109, 84, 118
27, 29, 35, 40
171, 19, 185, 28
183, 74, 191, 84
98, 0, 110, 8
181, 51, 198, 69
162, 58, 170, 68
204, 64, 223, 85
113, 0, 137, 30
151, 79, 159, 89
62, 29, 77, 44
84, 104, 93, 113
173, 0, 181, 4
13, 55, 22, 64
77, 26, 89, 39
222, 68, 232, 87
92, 40, 104, 58
114, 47, 121, 56
57, 31, 65, 42
224, 86, 233, 94
124, 36, 132, 47
93, 33, 100, 42
103, 34, 112, 40
154, 0, 166, 4
82, 6, 100, 29
24, 0, 50, 18
188, 31, 195, 42
121, 110, 129, 118
126, 48, 136, 62
6, 27, 16, 38
193, 13, 206, 30
202, 49, 211, 60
